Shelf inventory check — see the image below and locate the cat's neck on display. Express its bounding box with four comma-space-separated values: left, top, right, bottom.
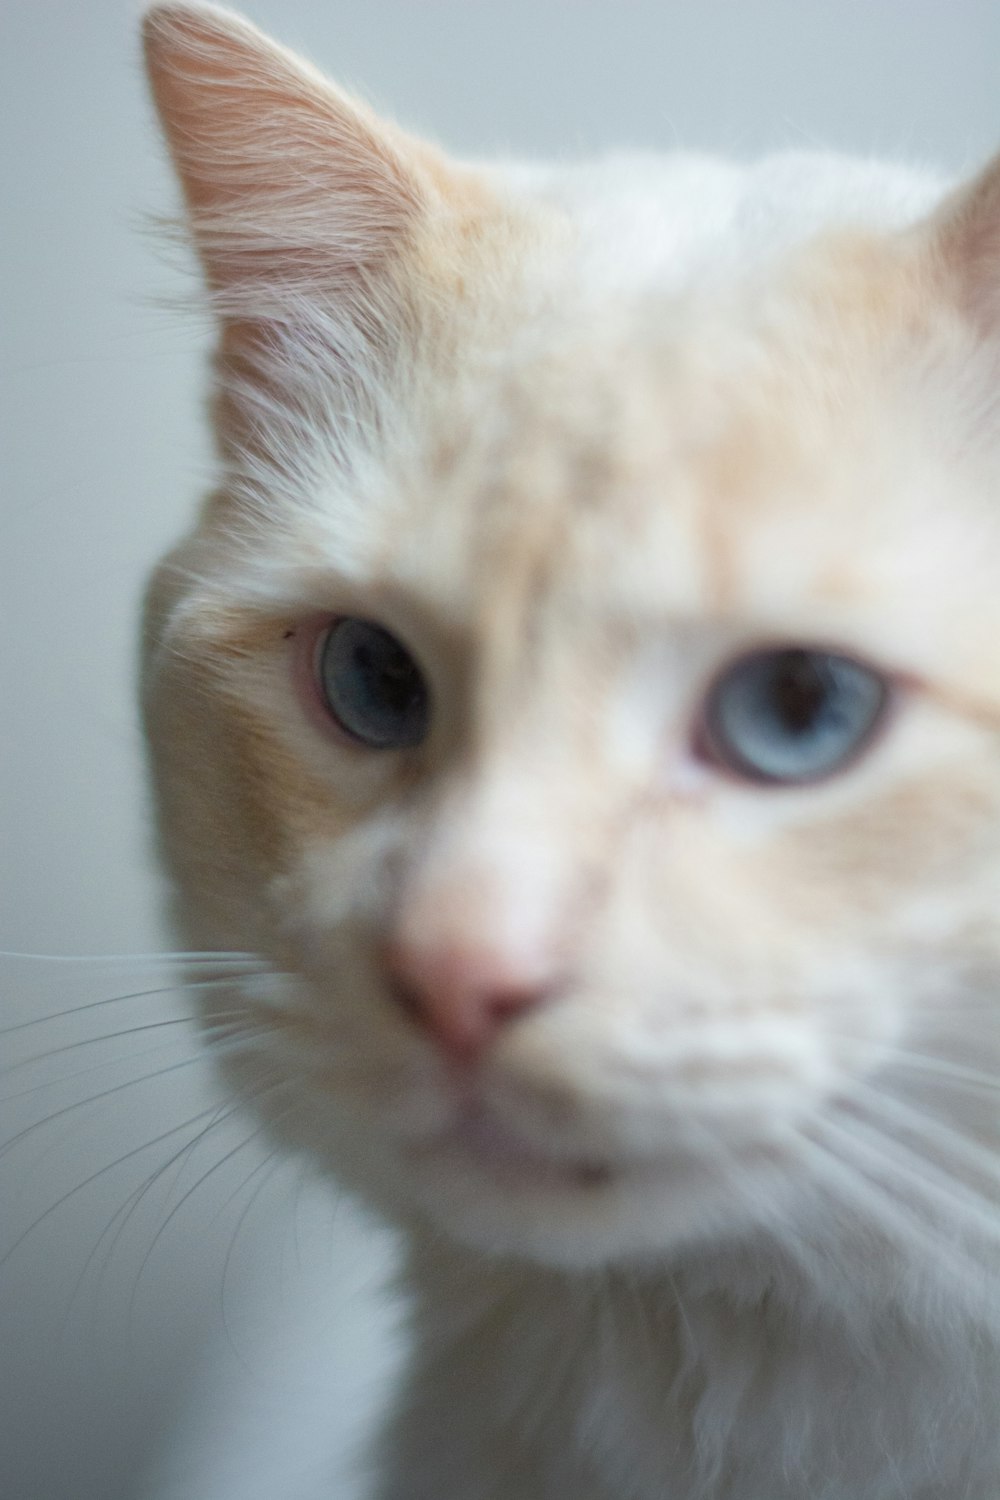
402, 1221, 984, 1336
395, 1231, 998, 1500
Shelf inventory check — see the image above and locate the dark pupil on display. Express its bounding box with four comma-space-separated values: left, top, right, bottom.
771, 652, 829, 735
707, 644, 886, 785
321, 618, 429, 749
354, 637, 419, 716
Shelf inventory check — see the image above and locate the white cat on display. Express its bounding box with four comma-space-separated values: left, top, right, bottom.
141, 6, 1000, 1496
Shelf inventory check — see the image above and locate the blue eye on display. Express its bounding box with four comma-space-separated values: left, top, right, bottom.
318, 618, 430, 749
703, 647, 888, 785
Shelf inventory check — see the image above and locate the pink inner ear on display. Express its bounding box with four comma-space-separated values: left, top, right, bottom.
143, 3, 429, 292
926, 149, 1000, 333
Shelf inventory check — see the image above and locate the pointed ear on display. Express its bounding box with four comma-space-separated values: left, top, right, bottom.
141, 5, 495, 466
142, 3, 439, 305
925, 151, 1000, 333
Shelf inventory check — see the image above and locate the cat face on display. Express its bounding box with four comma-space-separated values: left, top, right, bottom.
143, 6, 1000, 1282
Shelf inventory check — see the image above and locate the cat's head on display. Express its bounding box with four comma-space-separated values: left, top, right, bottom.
142, 4, 1000, 1293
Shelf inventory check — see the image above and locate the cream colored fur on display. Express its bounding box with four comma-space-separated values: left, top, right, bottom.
142, 7, 1000, 1496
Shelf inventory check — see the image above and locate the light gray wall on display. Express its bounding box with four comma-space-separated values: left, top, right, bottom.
4, 3, 1000, 1498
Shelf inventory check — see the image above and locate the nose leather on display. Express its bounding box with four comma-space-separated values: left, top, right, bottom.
385, 937, 557, 1059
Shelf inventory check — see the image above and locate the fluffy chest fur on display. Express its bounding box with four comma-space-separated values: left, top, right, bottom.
379, 1248, 997, 1500
141, 7, 1000, 1497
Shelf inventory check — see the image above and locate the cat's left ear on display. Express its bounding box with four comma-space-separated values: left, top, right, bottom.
142, 2, 463, 304
923, 151, 1000, 332
141, 4, 495, 457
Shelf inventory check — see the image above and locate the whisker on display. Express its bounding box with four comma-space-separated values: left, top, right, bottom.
822, 1108, 1000, 1245
0, 950, 260, 965
206, 1102, 297, 1244
0, 1010, 250, 1090
128, 1090, 288, 1327
1, 1014, 235, 1085
800, 1116, 997, 1297
0, 1096, 237, 1270
219, 1147, 291, 1372
67, 1093, 254, 1337
125, 1089, 289, 1335
880, 1049, 1000, 1098
3, 1037, 205, 1109
799, 1124, 949, 1255
0, 1050, 243, 1166
0, 973, 264, 1042
0, 1015, 258, 1106
288, 1156, 311, 1278
664, 1112, 825, 1284
850, 1079, 1000, 1186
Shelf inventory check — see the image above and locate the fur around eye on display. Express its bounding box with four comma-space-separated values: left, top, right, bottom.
317, 618, 430, 749
701, 647, 889, 785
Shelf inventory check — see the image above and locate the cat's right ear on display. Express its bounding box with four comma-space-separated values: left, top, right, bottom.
142, 3, 452, 314
922, 149, 1000, 336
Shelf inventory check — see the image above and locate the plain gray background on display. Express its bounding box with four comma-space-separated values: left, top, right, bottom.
4, 3, 1000, 1497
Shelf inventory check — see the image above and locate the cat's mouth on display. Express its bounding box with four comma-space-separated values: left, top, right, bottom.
448, 1106, 615, 1189
391, 1089, 805, 1264
405, 1103, 635, 1195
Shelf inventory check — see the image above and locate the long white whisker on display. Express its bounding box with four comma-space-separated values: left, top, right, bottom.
803, 1132, 935, 1255
821, 1109, 1000, 1245
3, 1036, 209, 1109
0, 1015, 262, 1106
801, 1117, 996, 1297
219, 1147, 296, 1373
0, 1011, 246, 1085
127, 1083, 291, 1327
0, 950, 260, 965
70, 1092, 259, 1333
880, 1049, 1000, 1098
850, 1079, 1000, 1186
0, 1047, 256, 1166
0, 973, 267, 1042
1, 1096, 237, 1271
668, 1114, 824, 1285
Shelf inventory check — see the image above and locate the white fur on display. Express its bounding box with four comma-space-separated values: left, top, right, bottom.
142, 9, 1000, 1498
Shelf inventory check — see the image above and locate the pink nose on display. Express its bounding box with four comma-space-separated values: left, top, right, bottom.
385, 938, 556, 1060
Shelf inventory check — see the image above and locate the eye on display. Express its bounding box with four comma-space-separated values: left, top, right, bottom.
317, 618, 430, 749
702, 647, 888, 785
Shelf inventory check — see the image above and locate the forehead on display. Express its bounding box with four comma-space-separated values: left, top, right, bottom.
380, 244, 986, 679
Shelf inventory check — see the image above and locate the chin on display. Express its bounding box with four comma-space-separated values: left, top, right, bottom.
395, 1130, 799, 1269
